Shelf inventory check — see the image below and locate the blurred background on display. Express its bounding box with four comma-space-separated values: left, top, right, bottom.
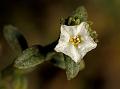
0, 0, 120, 89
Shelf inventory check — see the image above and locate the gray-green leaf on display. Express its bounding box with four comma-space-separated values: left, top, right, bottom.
73, 6, 88, 22
3, 25, 28, 56
79, 60, 85, 71
62, 6, 88, 26
14, 45, 44, 69
50, 52, 65, 69
13, 75, 27, 89
64, 55, 85, 80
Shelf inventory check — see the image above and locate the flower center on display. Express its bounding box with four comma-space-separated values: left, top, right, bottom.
69, 35, 81, 47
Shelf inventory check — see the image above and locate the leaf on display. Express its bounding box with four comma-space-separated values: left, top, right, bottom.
3, 25, 28, 56
63, 6, 88, 26
45, 52, 65, 69
73, 6, 88, 22
50, 52, 65, 69
14, 45, 44, 69
45, 52, 56, 61
79, 60, 85, 71
64, 55, 85, 80
13, 75, 27, 89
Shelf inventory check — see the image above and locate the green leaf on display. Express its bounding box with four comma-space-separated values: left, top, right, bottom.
3, 25, 28, 56
79, 60, 85, 71
14, 45, 44, 69
50, 53, 65, 69
45, 52, 65, 69
45, 52, 56, 61
63, 6, 88, 26
64, 56, 85, 80
73, 6, 88, 22
13, 75, 27, 89
88, 27, 98, 43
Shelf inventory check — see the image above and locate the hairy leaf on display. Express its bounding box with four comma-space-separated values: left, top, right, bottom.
63, 6, 88, 26
13, 75, 27, 89
50, 52, 65, 69
14, 45, 44, 69
79, 60, 85, 71
73, 6, 88, 22
3, 25, 28, 56
64, 56, 85, 80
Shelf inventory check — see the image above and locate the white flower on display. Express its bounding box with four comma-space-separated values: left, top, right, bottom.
54, 22, 97, 63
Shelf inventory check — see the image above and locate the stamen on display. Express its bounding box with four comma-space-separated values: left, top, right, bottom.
69, 35, 81, 47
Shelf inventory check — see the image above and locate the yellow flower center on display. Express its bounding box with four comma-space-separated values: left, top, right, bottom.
69, 35, 81, 47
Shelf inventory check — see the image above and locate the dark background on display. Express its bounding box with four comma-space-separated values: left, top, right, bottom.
0, 0, 120, 89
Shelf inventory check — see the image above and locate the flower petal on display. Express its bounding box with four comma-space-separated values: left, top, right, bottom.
61, 25, 77, 36
60, 25, 70, 43
54, 42, 68, 53
76, 22, 89, 36
70, 45, 82, 63
55, 22, 97, 63
78, 39, 97, 59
